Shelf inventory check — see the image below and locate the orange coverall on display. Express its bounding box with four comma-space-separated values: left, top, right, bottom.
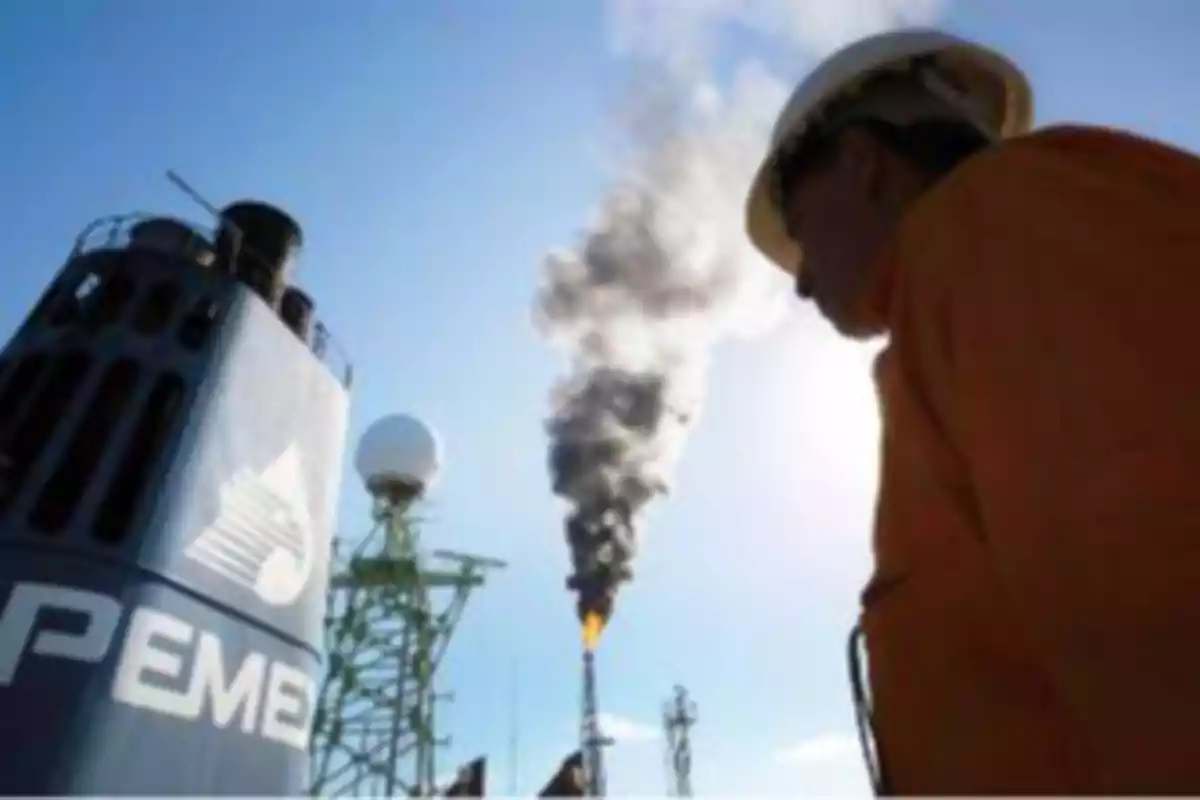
859, 125, 1200, 794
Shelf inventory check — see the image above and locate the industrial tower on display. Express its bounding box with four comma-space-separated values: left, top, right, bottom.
580, 640, 613, 796
0, 179, 352, 794
308, 415, 505, 797
663, 685, 698, 797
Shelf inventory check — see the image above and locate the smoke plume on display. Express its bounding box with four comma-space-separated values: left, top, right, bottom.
534, 0, 949, 622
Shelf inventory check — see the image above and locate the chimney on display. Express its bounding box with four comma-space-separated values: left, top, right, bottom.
215, 200, 303, 307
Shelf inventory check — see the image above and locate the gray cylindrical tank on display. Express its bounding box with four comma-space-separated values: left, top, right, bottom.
279, 286, 315, 341
128, 217, 213, 266
215, 201, 303, 307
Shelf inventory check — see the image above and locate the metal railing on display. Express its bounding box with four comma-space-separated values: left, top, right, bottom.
67, 211, 354, 389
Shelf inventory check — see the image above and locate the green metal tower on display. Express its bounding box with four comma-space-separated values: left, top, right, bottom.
308, 414, 505, 797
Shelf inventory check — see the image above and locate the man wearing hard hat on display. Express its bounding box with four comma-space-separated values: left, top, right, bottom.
746, 29, 1200, 795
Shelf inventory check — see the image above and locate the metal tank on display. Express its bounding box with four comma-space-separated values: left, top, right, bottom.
0, 200, 351, 794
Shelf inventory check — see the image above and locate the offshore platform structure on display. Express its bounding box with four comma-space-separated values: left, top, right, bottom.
0, 180, 352, 793
663, 685, 698, 797
308, 414, 505, 797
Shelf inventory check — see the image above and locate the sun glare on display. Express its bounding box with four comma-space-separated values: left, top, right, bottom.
785, 333, 883, 477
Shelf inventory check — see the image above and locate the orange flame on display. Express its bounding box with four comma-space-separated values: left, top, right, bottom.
582, 611, 603, 651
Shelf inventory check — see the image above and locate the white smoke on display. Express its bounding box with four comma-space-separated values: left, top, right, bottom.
594, 0, 952, 345
609, 0, 949, 77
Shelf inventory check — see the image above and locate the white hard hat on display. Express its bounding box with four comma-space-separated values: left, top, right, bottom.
745, 28, 1033, 275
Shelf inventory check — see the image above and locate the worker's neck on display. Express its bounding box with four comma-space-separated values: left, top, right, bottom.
847, 165, 954, 337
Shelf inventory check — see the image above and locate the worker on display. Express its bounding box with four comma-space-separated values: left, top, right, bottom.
744, 28, 1200, 795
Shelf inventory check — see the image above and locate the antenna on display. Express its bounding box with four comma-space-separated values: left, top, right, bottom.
165, 170, 222, 217
308, 414, 505, 797
309, 417, 506, 796
663, 684, 698, 797
508, 657, 521, 796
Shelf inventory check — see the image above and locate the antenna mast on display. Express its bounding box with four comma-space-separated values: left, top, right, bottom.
663, 684, 698, 797
508, 658, 521, 796
307, 415, 505, 797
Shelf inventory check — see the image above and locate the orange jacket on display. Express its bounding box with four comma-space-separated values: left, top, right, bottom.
860, 125, 1200, 794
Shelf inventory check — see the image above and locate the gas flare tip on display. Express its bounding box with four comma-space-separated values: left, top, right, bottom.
581, 611, 604, 651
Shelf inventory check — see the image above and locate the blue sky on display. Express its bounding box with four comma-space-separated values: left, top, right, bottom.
3, 0, 1199, 795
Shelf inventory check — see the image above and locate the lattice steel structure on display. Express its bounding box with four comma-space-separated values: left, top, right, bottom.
308, 496, 504, 796
663, 685, 698, 797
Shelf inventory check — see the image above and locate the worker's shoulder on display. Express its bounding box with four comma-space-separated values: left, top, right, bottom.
890, 123, 1200, 305
900, 123, 1200, 248
1004, 123, 1198, 156
941, 123, 1200, 202
995, 123, 1200, 180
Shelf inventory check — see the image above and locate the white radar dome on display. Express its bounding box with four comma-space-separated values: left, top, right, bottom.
355, 413, 442, 497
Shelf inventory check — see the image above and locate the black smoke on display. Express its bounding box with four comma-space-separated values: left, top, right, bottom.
535, 152, 736, 623
533, 0, 936, 627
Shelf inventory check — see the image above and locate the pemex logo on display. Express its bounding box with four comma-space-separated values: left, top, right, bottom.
184, 443, 315, 607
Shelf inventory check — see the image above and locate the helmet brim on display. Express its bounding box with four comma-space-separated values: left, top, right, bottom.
745, 154, 803, 277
